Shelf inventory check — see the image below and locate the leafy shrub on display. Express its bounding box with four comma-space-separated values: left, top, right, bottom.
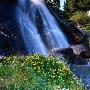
70, 11, 89, 25
0, 54, 82, 90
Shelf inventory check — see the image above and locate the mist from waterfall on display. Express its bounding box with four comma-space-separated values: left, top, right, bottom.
17, 0, 69, 55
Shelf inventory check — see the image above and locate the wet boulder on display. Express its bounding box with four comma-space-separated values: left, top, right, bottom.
71, 44, 90, 59
49, 45, 89, 65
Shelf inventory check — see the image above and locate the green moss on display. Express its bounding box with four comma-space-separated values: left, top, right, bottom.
0, 54, 82, 90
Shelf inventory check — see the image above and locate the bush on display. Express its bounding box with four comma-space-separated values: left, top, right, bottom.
70, 11, 89, 25
0, 54, 82, 90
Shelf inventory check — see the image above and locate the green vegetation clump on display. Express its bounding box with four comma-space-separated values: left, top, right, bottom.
70, 11, 89, 25
64, 0, 90, 34
0, 54, 82, 90
64, 0, 90, 13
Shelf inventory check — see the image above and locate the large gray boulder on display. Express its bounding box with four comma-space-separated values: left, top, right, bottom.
49, 44, 90, 65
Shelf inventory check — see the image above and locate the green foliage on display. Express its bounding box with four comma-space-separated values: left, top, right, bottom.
75, 0, 90, 10
0, 54, 82, 90
86, 23, 90, 45
64, 0, 75, 13
86, 24, 90, 32
64, 0, 90, 12
64, 0, 90, 18
70, 11, 89, 25
64, 0, 90, 34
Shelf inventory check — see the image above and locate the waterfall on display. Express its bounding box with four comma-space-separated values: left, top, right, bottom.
16, 7, 48, 55
17, 0, 69, 55
30, 0, 69, 48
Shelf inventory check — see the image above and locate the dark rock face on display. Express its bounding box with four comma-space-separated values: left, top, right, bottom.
60, 20, 89, 45
0, 3, 27, 55
49, 44, 90, 65
0, 0, 18, 5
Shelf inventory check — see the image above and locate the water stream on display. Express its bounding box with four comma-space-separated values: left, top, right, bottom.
17, 0, 69, 55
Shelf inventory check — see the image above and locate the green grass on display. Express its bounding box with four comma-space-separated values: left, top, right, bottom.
0, 54, 82, 90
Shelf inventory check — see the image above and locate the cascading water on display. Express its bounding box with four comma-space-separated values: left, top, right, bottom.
17, 0, 69, 55
30, 0, 69, 48
16, 7, 48, 55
